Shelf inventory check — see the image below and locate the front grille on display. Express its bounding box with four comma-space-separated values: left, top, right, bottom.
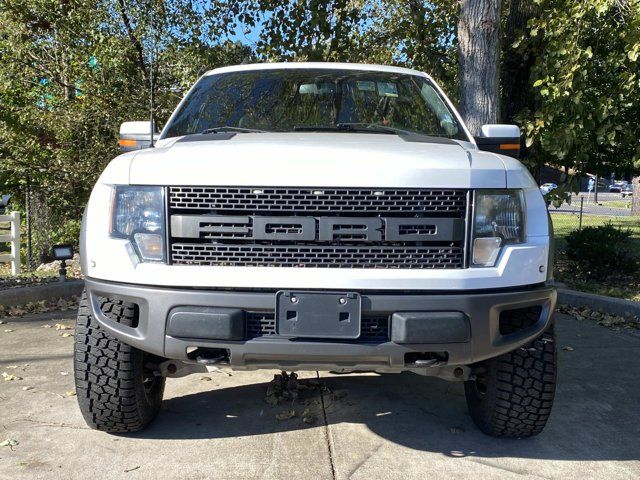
171, 244, 464, 269
245, 312, 277, 337
360, 315, 390, 341
169, 187, 467, 216
245, 311, 389, 341
168, 186, 468, 269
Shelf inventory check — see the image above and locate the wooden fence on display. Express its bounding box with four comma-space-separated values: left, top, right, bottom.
0, 211, 21, 275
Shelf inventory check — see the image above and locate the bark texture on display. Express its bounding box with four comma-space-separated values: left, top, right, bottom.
458, 0, 503, 136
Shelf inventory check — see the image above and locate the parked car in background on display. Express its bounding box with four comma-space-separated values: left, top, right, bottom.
539, 183, 557, 195
621, 184, 633, 197
609, 181, 629, 193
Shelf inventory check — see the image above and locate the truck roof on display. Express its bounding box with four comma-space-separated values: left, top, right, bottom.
205, 62, 432, 79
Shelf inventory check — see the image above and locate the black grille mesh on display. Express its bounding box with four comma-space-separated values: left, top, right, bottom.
245, 311, 389, 341
245, 312, 276, 338
172, 244, 464, 269
169, 186, 467, 269
169, 187, 466, 216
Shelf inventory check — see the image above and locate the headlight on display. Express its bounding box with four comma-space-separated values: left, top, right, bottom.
471, 190, 525, 267
111, 186, 165, 262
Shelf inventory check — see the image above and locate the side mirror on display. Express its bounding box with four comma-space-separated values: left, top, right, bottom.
474, 124, 521, 158
119, 121, 159, 152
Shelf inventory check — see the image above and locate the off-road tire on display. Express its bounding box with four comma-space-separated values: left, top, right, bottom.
464, 318, 556, 438
74, 290, 165, 433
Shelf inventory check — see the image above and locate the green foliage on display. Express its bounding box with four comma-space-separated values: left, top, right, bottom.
565, 223, 639, 279
1, 0, 638, 266
220, 1, 459, 92
514, 0, 640, 177
0, 0, 252, 262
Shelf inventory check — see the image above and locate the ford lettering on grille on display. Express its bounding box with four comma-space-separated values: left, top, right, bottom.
171, 215, 464, 243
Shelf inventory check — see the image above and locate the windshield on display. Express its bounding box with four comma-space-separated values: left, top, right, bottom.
162, 68, 469, 141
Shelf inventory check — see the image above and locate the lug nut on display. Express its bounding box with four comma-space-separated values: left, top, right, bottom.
290, 296, 298, 304
339, 297, 347, 304
453, 367, 464, 378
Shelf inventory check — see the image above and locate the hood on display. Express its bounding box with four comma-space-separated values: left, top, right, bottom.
128, 132, 507, 188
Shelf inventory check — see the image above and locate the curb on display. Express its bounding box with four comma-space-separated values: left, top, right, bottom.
0, 280, 84, 307
557, 288, 640, 318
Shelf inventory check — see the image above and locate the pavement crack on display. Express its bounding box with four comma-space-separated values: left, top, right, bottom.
317, 371, 338, 480
10, 417, 90, 430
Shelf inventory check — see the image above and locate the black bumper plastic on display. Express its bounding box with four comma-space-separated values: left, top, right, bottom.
84, 278, 556, 371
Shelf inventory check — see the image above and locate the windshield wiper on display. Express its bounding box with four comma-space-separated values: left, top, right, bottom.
292, 123, 405, 135
292, 125, 349, 132
202, 126, 266, 134
336, 123, 411, 135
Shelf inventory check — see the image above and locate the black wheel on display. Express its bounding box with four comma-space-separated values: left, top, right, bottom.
74, 290, 165, 433
464, 319, 557, 438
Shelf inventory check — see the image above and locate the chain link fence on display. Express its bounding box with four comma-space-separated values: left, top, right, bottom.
549, 192, 640, 239
17, 184, 83, 270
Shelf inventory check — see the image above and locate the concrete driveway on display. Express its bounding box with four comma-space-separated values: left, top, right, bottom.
1, 310, 639, 479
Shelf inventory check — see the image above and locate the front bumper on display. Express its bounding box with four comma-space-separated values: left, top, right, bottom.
84, 278, 556, 374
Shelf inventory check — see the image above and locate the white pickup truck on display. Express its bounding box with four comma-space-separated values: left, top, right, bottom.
76, 62, 556, 438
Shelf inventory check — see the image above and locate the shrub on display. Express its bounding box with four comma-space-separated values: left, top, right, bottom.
565, 223, 638, 279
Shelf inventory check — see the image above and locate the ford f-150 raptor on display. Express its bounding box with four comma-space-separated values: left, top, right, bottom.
75, 62, 557, 438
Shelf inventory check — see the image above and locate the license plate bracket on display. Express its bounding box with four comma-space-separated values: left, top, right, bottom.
276, 291, 361, 339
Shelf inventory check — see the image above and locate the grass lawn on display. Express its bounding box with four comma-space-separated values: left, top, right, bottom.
551, 212, 640, 237
598, 199, 632, 209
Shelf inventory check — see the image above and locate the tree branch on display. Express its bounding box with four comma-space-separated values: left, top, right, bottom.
116, 0, 149, 82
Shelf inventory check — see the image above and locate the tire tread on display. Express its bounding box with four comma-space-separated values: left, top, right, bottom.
74, 291, 164, 433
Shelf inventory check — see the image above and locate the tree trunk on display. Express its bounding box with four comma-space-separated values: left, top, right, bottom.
458, 0, 503, 136
632, 176, 640, 216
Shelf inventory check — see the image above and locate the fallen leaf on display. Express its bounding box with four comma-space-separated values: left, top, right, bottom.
331, 389, 348, 401
4, 329, 13, 333
199, 376, 212, 381
60, 371, 69, 376
65, 390, 76, 397
276, 410, 297, 421
42, 324, 52, 329
562, 346, 574, 352
302, 408, 317, 424
55, 323, 71, 331
0, 320, 6, 324
6, 365, 18, 369
22, 386, 34, 391
0, 439, 19, 449
60, 333, 73, 338
2, 372, 22, 381
207, 366, 232, 376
